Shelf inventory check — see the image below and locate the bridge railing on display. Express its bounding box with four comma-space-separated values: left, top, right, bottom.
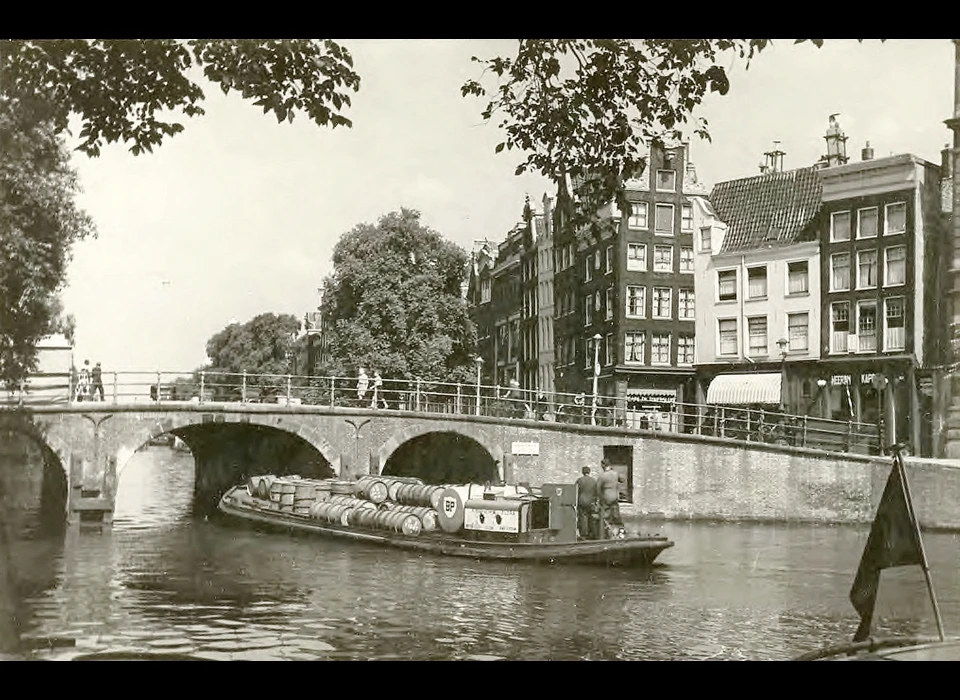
1, 369, 883, 455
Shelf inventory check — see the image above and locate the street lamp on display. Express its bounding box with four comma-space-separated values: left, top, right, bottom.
475, 356, 483, 416
591, 333, 602, 426
776, 337, 788, 411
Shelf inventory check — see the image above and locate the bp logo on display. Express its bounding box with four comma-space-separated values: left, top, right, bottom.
443, 496, 458, 516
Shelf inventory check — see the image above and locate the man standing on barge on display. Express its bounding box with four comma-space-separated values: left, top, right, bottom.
598, 459, 624, 538
576, 466, 599, 540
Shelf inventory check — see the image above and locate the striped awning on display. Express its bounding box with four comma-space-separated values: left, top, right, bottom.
706, 373, 782, 406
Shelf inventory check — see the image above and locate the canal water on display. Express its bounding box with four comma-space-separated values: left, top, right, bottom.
7, 447, 960, 661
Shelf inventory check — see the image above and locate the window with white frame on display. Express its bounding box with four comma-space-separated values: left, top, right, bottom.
885, 245, 906, 286
626, 286, 645, 317
857, 249, 878, 289
677, 335, 695, 365
718, 269, 737, 301
831, 211, 851, 242
857, 207, 878, 239
585, 337, 596, 369
652, 287, 672, 319
885, 202, 906, 236
594, 249, 601, 270
652, 333, 671, 365
481, 279, 491, 303
857, 300, 878, 352
831, 252, 850, 291
653, 245, 673, 272
656, 170, 677, 192
627, 243, 647, 271
787, 260, 809, 294
584, 296, 592, 326
718, 319, 738, 355
625, 332, 645, 364
884, 297, 905, 351
655, 204, 674, 234
700, 226, 712, 252
748, 316, 768, 356
747, 266, 767, 299
831, 301, 849, 353
585, 256, 593, 282
788, 312, 809, 352
605, 333, 614, 365
681, 203, 693, 231
678, 288, 695, 319
629, 202, 648, 229
680, 246, 694, 272
605, 287, 614, 321
605, 246, 613, 274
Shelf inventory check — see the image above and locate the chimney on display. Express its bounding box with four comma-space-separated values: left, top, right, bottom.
823, 114, 849, 166
762, 141, 785, 173
861, 141, 874, 161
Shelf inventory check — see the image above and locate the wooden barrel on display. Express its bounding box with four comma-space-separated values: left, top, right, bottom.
329, 480, 357, 496
400, 513, 422, 536
309, 501, 326, 520
426, 486, 444, 510
329, 495, 376, 510
354, 508, 379, 529
339, 507, 355, 527
392, 505, 438, 532
356, 477, 389, 504
254, 476, 276, 500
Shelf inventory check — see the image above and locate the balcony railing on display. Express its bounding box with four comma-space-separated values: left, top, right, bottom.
1, 369, 882, 455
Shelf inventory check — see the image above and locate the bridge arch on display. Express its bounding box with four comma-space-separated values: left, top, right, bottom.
115, 412, 341, 477
378, 424, 504, 484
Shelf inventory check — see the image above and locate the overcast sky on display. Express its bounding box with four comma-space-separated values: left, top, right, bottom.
60, 39, 956, 373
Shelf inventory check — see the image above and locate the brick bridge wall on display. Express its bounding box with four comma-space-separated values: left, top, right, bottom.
3, 403, 959, 529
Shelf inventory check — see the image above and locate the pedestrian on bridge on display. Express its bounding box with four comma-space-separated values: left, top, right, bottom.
356, 367, 369, 404
75, 360, 91, 402
92, 362, 105, 402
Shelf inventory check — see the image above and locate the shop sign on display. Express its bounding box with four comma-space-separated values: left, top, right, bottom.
831, 375, 851, 386
861, 372, 876, 385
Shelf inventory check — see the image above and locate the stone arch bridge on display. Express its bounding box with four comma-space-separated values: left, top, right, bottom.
2, 402, 959, 531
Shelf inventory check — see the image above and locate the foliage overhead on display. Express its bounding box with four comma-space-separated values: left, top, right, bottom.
461, 39, 842, 237
319, 209, 477, 384
1, 39, 361, 157
0, 98, 95, 383
203, 312, 302, 399
0, 39, 359, 384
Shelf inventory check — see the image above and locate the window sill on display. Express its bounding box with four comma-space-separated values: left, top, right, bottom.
883, 283, 906, 289
786, 291, 810, 298
745, 296, 768, 302
856, 235, 878, 240
830, 237, 852, 244
829, 288, 851, 294
883, 230, 906, 236
717, 299, 738, 304
855, 286, 878, 292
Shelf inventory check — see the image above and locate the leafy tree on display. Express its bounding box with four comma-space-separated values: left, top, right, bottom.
2, 39, 360, 157
0, 98, 95, 384
319, 209, 477, 385
0, 39, 359, 382
203, 313, 301, 401
461, 39, 838, 235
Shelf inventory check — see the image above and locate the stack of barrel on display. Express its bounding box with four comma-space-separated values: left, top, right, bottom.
244, 473, 444, 537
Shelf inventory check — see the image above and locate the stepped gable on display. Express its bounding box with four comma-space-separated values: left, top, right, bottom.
709, 166, 823, 254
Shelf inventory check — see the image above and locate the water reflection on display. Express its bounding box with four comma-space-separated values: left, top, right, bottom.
10, 448, 960, 660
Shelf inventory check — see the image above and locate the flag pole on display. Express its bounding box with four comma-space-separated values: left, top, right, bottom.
894, 447, 945, 641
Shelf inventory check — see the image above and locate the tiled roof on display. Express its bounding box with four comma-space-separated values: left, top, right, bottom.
709, 166, 823, 254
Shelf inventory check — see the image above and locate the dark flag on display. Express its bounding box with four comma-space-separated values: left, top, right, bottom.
849, 459, 924, 642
